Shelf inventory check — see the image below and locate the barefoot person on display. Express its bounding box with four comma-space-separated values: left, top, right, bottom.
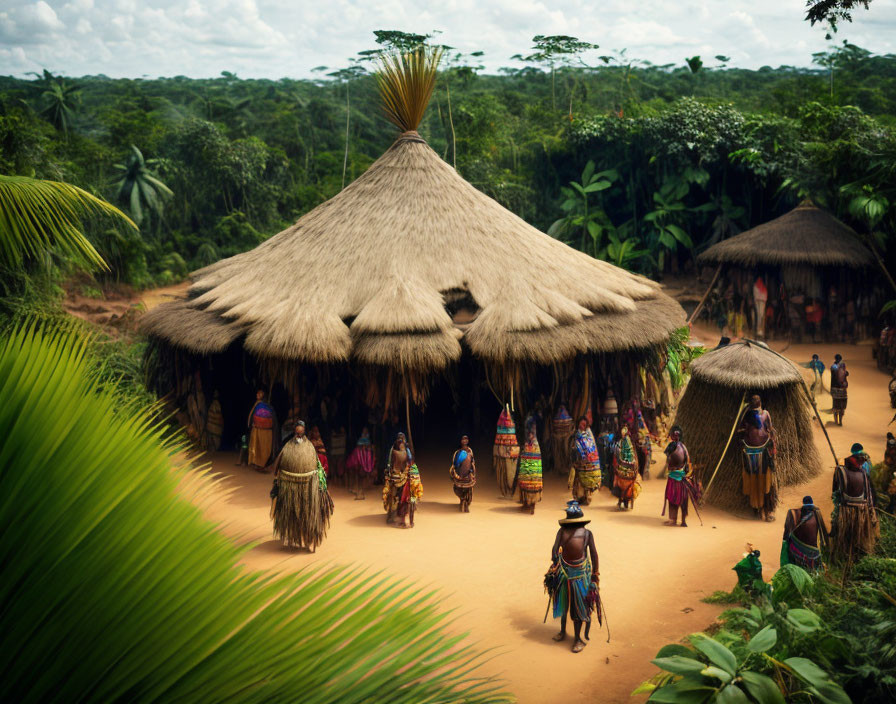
830, 443, 879, 562
662, 426, 691, 527
830, 354, 849, 426
518, 416, 543, 514
346, 427, 375, 499
269, 420, 333, 551
781, 496, 828, 571
449, 435, 476, 513
545, 501, 601, 653
247, 389, 276, 470
383, 432, 423, 528
613, 425, 641, 511
569, 417, 602, 505
739, 394, 777, 521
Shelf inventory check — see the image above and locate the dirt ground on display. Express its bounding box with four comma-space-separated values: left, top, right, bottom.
182, 323, 892, 703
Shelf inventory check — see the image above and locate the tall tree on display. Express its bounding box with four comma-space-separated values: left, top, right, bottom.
35, 71, 81, 137
512, 35, 598, 111
111, 145, 173, 232
328, 62, 367, 189
805, 0, 873, 28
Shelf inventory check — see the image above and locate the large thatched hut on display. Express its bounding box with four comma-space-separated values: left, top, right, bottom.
673, 340, 823, 513
694, 200, 877, 341
140, 48, 685, 454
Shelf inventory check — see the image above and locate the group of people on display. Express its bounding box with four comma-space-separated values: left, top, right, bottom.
704, 270, 879, 343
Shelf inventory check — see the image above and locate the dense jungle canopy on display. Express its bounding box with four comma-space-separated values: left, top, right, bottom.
1, 39, 895, 291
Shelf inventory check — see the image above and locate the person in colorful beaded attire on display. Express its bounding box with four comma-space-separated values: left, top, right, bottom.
494, 406, 520, 498
613, 425, 641, 511
569, 416, 602, 506
830, 443, 879, 561
625, 398, 653, 479
269, 420, 333, 551
383, 432, 423, 528
518, 416, 543, 514
308, 425, 329, 476
739, 394, 777, 521
781, 496, 827, 571
346, 427, 375, 499
449, 435, 476, 513
247, 389, 276, 470
662, 426, 692, 527
545, 501, 601, 653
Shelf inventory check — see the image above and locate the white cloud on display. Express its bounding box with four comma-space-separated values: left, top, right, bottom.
0, 0, 893, 78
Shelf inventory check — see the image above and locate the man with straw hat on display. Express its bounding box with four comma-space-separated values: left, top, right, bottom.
830, 443, 879, 562
738, 394, 778, 522
545, 501, 601, 653
781, 496, 828, 571
269, 420, 334, 551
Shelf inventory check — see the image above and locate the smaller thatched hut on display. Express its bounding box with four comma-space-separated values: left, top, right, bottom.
673, 340, 823, 513
694, 200, 878, 341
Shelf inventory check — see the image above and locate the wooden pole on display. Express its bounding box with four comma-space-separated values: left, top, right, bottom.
703, 391, 748, 500
687, 264, 723, 325
404, 384, 414, 454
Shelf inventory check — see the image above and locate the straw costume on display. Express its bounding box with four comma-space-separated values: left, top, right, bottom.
613, 425, 641, 511
346, 427, 375, 499
518, 416, 543, 513
830, 444, 879, 561
780, 496, 828, 571
449, 436, 476, 512
247, 393, 277, 468
494, 406, 520, 498
270, 422, 333, 551
545, 501, 602, 653
383, 433, 423, 528
569, 418, 601, 506
552, 405, 575, 476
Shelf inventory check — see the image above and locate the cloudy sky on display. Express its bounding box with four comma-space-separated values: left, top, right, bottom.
1, 0, 895, 79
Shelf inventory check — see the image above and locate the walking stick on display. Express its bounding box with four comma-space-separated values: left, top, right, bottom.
703, 391, 748, 500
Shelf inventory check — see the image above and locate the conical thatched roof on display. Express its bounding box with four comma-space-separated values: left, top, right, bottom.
690, 340, 802, 389
140, 133, 683, 369
698, 200, 874, 268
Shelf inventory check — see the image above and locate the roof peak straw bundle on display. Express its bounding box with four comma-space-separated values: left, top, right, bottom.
139, 45, 684, 378
698, 199, 874, 269
673, 340, 822, 513
375, 46, 443, 133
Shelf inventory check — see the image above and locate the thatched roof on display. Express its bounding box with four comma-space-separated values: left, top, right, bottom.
140, 47, 683, 371
140, 134, 683, 369
690, 340, 802, 389
698, 200, 874, 268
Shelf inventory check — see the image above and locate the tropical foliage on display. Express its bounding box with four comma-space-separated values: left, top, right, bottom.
0, 323, 508, 703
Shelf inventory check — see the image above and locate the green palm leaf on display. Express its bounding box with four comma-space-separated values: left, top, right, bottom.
0, 174, 135, 271
0, 323, 510, 704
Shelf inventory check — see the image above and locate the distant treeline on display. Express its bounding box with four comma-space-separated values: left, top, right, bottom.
1, 40, 894, 286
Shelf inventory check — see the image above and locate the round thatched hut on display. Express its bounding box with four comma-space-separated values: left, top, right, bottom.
673, 340, 823, 513
694, 200, 877, 341
140, 48, 685, 454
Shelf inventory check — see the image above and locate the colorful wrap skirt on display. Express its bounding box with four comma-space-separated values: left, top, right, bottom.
742, 440, 776, 511
783, 534, 822, 571
831, 386, 848, 411
551, 555, 596, 623
518, 445, 543, 506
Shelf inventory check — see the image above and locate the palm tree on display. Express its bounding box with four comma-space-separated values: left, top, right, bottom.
111, 145, 173, 231
37, 72, 81, 136
0, 323, 509, 704
0, 174, 134, 271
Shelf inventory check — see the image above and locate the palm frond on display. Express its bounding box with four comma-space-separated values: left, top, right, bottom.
0, 323, 510, 704
0, 174, 136, 271
375, 46, 443, 132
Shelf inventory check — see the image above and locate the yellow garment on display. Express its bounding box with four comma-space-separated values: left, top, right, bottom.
249, 426, 273, 467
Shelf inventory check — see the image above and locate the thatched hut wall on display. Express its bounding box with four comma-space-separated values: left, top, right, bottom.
673, 376, 824, 513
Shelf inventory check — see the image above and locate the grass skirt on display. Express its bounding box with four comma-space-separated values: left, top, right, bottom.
495, 457, 517, 498
249, 426, 273, 466
831, 503, 879, 561
272, 470, 333, 549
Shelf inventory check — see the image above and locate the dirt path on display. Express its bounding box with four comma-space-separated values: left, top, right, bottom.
187, 327, 890, 703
